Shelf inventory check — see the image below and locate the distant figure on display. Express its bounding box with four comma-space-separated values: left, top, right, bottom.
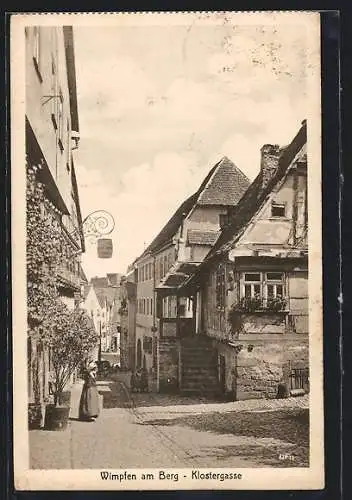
130, 367, 149, 393
79, 362, 100, 421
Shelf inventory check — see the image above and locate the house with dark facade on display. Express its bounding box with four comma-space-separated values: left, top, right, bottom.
119, 273, 137, 370
180, 120, 309, 400
129, 157, 251, 391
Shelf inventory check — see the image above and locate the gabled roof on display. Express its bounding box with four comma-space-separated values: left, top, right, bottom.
187, 229, 221, 246
79, 264, 88, 284
107, 273, 122, 287
93, 287, 107, 308
197, 156, 250, 206
139, 157, 249, 258
83, 285, 91, 300
205, 120, 307, 261
91, 277, 109, 288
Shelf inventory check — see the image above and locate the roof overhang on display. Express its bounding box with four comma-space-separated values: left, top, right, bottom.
155, 261, 201, 293
229, 246, 308, 260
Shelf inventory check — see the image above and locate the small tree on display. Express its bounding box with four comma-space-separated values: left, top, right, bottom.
41, 301, 98, 406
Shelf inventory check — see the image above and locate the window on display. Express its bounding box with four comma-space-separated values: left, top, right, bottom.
219, 213, 230, 228
267, 272, 284, 298
66, 119, 71, 171
241, 272, 286, 303
33, 27, 42, 81
244, 272, 262, 298
162, 296, 177, 318
164, 255, 168, 274
150, 298, 153, 316
215, 265, 226, 309
271, 202, 286, 218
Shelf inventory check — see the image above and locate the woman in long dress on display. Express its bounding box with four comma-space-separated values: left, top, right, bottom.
79, 362, 100, 421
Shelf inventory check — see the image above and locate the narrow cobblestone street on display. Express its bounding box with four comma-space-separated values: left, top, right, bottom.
29, 372, 309, 469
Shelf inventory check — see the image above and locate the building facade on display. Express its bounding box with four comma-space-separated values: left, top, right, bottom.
130, 157, 251, 391
26, 26, 85, 408
182, 121, 309, 400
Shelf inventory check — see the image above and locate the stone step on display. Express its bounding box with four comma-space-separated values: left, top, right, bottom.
182, 366, 218, 374
181, 384, 220, 392
182, 376, 219, 385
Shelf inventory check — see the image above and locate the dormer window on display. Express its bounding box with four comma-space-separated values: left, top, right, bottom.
271, 202, 286, 218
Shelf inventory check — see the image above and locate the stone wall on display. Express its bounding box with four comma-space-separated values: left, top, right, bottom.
215, 336, 309, 400
158, 337, 180, 393
235, 337, 309, 400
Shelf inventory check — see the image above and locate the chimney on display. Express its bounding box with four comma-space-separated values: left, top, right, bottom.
260, 144, 281, 189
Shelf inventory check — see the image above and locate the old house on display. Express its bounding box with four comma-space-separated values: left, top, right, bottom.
81, 284, 104, 361
26, 26, 85, 407
181, 121, 308, 400
119, 273, 137, 370
90, 275, 121, 354
130, 157, 250, 391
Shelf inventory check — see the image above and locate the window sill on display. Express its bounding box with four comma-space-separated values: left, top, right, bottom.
238, 309, 289, 314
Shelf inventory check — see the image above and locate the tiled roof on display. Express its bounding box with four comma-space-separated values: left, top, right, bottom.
206, 121, 307, 259
107, 273, 122, 287
139, 157, 248, 258
197, 157, 250, 206
91, 277, 109, 288
180, 121, 307, 295
93, 286, 119, 308
187, 229, 221, 246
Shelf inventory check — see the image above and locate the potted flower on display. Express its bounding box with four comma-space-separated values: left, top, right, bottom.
266, 295, 287, 312
41, 301, 98, 431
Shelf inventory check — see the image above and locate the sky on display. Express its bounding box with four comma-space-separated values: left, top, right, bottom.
73, 18, 308, 279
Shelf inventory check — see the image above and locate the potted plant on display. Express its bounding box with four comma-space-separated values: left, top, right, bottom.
266, 295, 287, 312
41, 301, 98, 430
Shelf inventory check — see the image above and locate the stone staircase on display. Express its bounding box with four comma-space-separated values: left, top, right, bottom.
180, 336, 220, 396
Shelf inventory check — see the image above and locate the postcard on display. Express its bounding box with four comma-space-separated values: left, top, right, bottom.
11, 11, 323, 490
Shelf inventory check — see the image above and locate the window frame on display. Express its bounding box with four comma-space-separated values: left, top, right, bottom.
215, 264, 226, 310
271, 201, 286, 218
240, 271, 286, 304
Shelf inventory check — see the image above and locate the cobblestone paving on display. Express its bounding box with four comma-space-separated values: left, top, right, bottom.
29, 373, 309, 469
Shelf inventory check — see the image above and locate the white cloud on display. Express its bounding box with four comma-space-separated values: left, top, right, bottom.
75, 151, 211, 278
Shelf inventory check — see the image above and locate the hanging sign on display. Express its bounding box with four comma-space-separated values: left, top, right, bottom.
97, 238, 113, 259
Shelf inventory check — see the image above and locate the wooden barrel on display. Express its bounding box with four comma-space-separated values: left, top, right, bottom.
97, 238, 113, 258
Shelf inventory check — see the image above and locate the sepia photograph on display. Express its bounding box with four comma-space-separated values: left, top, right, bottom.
11, 11, 323, 490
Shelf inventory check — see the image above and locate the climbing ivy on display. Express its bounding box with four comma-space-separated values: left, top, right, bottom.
26, 160, 98, 405
26, 160, 62, 330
